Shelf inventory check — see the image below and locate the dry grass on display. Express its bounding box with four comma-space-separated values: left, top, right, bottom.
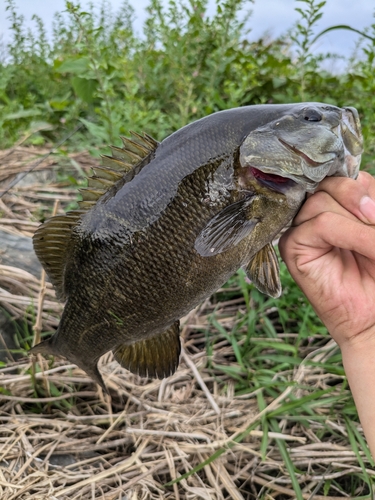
0, 146, 373, 499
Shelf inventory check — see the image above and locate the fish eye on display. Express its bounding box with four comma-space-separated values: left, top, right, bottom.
303, 109, 322, 122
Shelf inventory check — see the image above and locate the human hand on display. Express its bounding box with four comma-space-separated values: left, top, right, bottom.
279, 171, 375, 456
279, 171, 375, 350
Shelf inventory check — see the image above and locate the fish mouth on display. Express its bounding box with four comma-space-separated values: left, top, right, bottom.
249, 167, 299, 194
247, 139, 336, 194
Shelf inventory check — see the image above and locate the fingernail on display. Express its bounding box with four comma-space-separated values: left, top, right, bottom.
359, 196, 375, 222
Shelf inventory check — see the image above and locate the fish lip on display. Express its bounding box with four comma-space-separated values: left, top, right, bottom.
249, 167, 301, 194
248, 164, 318, 193
342, 107, 364, 156
255, 177, 294, 194
277, 138, 329, 168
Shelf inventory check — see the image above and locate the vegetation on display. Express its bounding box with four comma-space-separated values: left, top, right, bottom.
1, 0, 375, 498
1, 0, 375, 167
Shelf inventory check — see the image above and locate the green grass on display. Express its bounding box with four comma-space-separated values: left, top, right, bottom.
192, 262, 375, 497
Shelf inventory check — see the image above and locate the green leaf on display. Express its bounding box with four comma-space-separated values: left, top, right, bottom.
47, 91, 72, 111
312, 25, 375, 44
251, 340, 298, 355
79, 118, 109, 141
256, 354, 302, 364
345, 417, 374, 497
268, 388, 335, 417
72, 77, 97, 104
55, 57, 91, 74
4, 109, 42, 121
324, 480, 331, 495
270, 419, 304, 500
29, 121, 54, 133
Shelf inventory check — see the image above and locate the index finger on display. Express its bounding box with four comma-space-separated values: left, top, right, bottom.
314, 172, 375, 224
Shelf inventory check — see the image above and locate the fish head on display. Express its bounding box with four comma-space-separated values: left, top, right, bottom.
239, 104, 363, 194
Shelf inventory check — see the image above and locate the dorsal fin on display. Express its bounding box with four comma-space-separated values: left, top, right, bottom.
100, 155, 133, 171
110, 145, 141, 164
130, 130, 158, 150
79, 187, 106, 202
80, 131, 159, 203
33, 132, 159, 296
33, 210, 85, 301
91, 166, 123, 182
87, 176, 115, 189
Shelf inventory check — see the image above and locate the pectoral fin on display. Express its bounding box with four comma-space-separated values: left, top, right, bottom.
244, 243, 282, 298
195, 197, 259, 257
113, 321, 181, 379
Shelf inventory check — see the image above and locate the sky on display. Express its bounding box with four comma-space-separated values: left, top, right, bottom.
0, 0, 374, 63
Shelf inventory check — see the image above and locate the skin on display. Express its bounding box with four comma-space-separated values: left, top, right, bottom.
279, 171, 375, 457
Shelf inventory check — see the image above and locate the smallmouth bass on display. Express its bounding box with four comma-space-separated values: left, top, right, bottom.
30, 103, 363, 390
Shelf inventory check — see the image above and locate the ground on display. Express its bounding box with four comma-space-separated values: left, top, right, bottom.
0, 146, 373, 499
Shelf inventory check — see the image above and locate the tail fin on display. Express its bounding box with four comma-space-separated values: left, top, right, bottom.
82, 363, 107, 393
29, 338, 58, 356
29, 339, 108, 393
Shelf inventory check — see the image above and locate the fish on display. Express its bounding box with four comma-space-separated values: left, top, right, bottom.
30, 103, 363, 391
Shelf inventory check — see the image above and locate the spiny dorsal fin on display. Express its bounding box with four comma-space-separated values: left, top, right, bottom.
113, 321, 181, 379
100, 155, 133, 171
119, 137, 149, 157
130, 130, 158, 150
91, 166, 123, 182
83, 131, 159, 200
79, 187, 106, 202
244, 243, 282, 298
87, 176, 115, 189
34, 132, 158, 299
33, 210, 85, 301
98, 131, 159, 174
110, 145, 141, 164
78, 200, 96, 209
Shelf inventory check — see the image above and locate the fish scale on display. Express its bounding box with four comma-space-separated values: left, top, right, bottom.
30, 103, 363, 391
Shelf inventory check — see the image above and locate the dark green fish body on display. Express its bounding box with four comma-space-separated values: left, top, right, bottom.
31, 104, 363, 389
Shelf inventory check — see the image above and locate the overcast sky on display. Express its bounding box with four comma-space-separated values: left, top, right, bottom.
0, 0, 374, 62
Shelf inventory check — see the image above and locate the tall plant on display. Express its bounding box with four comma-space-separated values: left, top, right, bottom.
290, 0, 326, 99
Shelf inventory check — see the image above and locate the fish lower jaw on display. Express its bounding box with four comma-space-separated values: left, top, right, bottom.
248, 166, 316, 194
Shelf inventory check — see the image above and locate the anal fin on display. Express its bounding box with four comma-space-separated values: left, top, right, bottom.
113, 321, 181, 379
244, 242, 282, 298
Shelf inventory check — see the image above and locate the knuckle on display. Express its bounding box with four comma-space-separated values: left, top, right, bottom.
312, 211, 332, 232
320, 176, 357, 196
358, 171, 373, 182
305, 191, 331, 212
334, 177, 358, 198
358, 171, 375, 188
318, 176, 367, 214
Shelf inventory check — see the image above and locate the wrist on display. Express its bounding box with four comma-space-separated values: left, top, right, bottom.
338, 330, 375, 457
338, 325, 375, 354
